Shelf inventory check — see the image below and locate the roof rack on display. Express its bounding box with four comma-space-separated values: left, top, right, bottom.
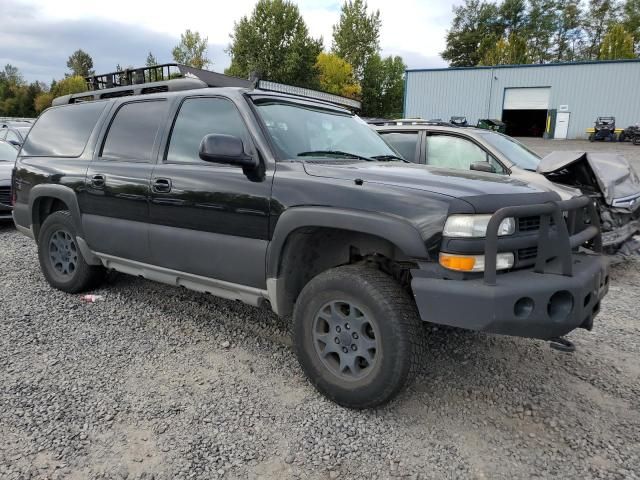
51, 63, 361, 110
365, 118, 458, 127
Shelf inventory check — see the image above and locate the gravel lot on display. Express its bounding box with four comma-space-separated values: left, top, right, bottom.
1, 139, 639, 480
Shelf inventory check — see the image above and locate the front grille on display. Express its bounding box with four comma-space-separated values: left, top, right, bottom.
0, 186, 11, 205
518, 246, 538, 261
518, 216, 540, 232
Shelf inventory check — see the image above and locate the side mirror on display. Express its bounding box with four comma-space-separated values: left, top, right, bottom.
199, 134, 258, 169
470, 161, 496, 173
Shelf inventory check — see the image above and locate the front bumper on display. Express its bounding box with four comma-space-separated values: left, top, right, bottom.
411, 196, 610, 340
411, 253, 609, 340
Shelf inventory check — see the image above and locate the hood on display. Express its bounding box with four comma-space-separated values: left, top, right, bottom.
0, 161, 13, 182
303, 161, 558, 212
537, 151, 640, 208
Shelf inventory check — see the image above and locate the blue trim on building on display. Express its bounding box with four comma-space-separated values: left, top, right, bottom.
405, 58, 640, 73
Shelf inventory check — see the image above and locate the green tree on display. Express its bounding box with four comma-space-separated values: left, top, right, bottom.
441, 0, 504, 67
584, 0, 620, 59
66, 49, 94, 77
332, 0, 381, 80
526, 0, 558, 63
622, 0, 640, 53
172, 30, 210, 69
500, 0, 528, 35
553, 0, 583, 61
146, 52, 158, 66
599, 23, 636, 58
361, 54, 405, 118
315, 52, 360, 98
481, 33, 529, 65
226, 0, 322, 87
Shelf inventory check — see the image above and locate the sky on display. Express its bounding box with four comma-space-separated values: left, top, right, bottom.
0, 0, 455, 83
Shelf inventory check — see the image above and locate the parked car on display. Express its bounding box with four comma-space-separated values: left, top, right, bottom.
0, 140, 18, 219
13, 64, 609, 408
0, 125, 32, 146
374, 121, 640, 256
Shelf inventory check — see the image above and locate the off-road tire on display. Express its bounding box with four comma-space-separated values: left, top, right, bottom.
293, 264, 422, 409
37, 211, 105, 293
634, 136, 640, 146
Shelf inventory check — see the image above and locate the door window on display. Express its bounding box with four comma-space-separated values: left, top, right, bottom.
379, 132, 419, 162
101, 100, 168, 162
166, 97, 250, 164
426, 134, 505, 173
6, 130, 21, 144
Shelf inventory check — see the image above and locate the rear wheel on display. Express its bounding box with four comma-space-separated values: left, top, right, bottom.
634, 136, 640, 146
37, 211, 105, 293
293, 264, 422, 409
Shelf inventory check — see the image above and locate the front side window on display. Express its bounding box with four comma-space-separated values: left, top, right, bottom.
166, 97, 250, 164
379, 131, 419, 162
255, 101, 398, 161
101, 100, 168, 162
426, 134, 505, 174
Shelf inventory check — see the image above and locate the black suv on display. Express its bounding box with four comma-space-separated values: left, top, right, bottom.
12, 64, 609, 408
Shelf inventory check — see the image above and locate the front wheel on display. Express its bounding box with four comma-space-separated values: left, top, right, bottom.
293, 265, 422, 408
37, 211, 105, 293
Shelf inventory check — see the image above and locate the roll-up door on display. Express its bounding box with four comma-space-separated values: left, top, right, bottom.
503, 88, 550, 110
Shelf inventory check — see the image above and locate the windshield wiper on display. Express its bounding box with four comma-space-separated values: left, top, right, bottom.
297, 150, 375, 161
371, 154, 407, 162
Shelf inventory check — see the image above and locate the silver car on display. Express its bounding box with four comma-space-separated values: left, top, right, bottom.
0, 140, 18, 220
374, 121, 640, 255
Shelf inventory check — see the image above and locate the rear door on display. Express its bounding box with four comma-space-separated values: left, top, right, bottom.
82, 99, 170, 263
148, 95, 272, 288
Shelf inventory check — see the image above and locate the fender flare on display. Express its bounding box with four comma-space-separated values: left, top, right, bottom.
266, 206, 429, 280
29, 184, 84, 238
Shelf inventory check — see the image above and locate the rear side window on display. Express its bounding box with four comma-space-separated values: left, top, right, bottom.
21, 102, 107, 157
101, 100, 168, 162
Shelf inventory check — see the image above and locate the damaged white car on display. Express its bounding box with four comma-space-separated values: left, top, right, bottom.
373, 121, 640, 256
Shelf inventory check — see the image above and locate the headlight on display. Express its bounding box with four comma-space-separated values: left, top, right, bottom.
443, 215, 515, 238
439, 252, 515, 272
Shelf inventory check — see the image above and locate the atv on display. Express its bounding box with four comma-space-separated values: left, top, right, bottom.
619, 124, 640, 145
589, 116, 617, 142
450, 116, 468, 127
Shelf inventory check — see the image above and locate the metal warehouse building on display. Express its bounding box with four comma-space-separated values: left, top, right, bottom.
403, 59, 640, 139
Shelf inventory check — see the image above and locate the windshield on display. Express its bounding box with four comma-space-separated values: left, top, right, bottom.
0, 142, 17, 162
477, 131, 541, 170
255, 102, 398, 161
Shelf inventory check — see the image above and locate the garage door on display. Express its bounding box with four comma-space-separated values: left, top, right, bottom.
503, 87, 550, 110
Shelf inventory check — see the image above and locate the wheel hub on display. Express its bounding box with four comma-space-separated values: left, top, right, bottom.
312, 300, 379, 381
48, 229, 78, 277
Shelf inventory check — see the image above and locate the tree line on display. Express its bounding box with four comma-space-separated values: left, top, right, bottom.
0, 0, 404, 119
442, 0, 640, 67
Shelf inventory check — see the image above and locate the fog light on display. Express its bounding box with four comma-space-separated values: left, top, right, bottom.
439, 252, 514, 272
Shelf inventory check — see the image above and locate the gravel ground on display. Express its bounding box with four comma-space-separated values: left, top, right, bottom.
1, 139, 639, 480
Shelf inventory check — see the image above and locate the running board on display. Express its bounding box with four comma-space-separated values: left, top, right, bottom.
95, 253, 270, 308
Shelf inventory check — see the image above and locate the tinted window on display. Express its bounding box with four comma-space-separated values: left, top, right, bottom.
0, 142, 17, 162
101, 100, 168, 162
426, 135, 505, 174
21, 102, 107, 157
166, 97, 250, 163
380, 132, 419, 162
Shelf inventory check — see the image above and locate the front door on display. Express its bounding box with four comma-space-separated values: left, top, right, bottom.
82, 99, 169, 263
148, 96, 272, 288
555, 112, 571, 139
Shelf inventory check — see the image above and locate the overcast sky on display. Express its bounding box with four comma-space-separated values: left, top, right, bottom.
0, 0, 455, 83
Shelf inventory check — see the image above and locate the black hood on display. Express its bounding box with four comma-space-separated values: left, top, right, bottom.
303, 161, 560, 213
